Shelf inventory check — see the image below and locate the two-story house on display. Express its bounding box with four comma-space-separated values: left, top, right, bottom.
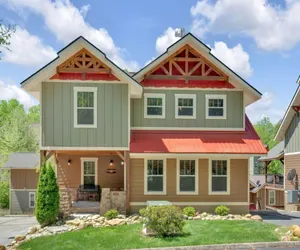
275, 80, 300, 211
16, 33, 266, 215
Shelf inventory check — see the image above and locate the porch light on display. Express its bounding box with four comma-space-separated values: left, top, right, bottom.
110, 160, 114, 166
68, 160, 71, 166
121, 160, 124, 166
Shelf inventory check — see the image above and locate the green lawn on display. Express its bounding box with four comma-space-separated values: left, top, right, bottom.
19, 220, 279, 250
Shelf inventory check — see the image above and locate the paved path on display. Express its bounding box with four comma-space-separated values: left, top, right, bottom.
252, 210, 300, 227
0, 216, 37, 246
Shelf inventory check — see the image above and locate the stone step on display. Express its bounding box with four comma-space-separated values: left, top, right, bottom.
70, 207, 100, 214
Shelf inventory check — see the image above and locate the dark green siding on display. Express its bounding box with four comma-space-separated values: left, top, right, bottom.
42, 82, 129, 148
131, 89, 244, 128
285, 113, 300, 153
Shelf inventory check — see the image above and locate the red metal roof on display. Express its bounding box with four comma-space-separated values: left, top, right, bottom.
141, 79, 235, 88
130, 116, 267, 154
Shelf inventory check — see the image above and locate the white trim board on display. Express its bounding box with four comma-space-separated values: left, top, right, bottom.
144, 93, 166, 119
175, 94, 196, 119
40, 147, 129, 151
131, 127, 245, 131
205, 94, 227, 120
143, 87, 242, 91
268, 189, 276, 206
130, 202, 248, 206
11, 189, 37, 191
208, 159, 230, 195
285, 151, 300, 156
176, 158, 198, 195
81, 157, 98, 185
130, 153, 256, 158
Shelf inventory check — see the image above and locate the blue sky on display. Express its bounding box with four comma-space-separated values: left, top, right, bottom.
0, 0, 300, 123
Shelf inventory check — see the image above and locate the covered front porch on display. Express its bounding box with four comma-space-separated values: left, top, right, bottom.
42, 150, 129, 214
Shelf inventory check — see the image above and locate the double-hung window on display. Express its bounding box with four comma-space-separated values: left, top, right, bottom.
81, 158, 98, 186
175, 94, 196, 119
145, 159, 166, 194
269, 190, 276, 205
210, 160, 230, 194
177, 160, 198, 195
206, 94, 226, 119
144, 93, 165, 118
29, 192, 36, 208
74, 87, 97, 128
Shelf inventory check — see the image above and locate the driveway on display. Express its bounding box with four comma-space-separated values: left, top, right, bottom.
0, 216, 37, 246
252, 210, 300, 227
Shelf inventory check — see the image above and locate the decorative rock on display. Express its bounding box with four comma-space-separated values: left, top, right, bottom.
281, 235, 291, 241
117, 214, 126, 219
91, 215, 100, 220
182, 214, 188, 220
201, 212, 208, 217
293, 227, 300, 237
193, 215, 201, 220
66, 219, 82, 226
106, 218, 125, 226
27, 226, 38, 234
245, 214, 252, 219
14, 235, 26, 242
250, 215, 263, 222
275, 228, 280, 233
291, 225, 299, 231
188, 216, 193, 220
131, 215, 139, 221
47, 226, 70, 234
0, 245, 6, 250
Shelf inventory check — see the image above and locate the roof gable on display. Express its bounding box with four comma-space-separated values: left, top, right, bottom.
134, 33, 261, 106
21, 36, 142, 99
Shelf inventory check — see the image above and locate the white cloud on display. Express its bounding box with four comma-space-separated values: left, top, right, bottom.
0, 80, 37, 109
2, 26, 56, 67
191, 0, 300, 51
210, 41, 253, 79
246, 92, 284, 123
6, 0, 139, 71
155, 27, 180, 54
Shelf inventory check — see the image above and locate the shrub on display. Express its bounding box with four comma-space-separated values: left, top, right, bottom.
104, 209, 119, 220
182, 207, 196, 217
215, 205, 230, 216
0, 181, 9, 209
140, 205, 185, 237
36, 161, 59, 226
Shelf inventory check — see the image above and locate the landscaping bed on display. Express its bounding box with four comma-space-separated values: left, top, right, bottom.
18, 220, 279, 250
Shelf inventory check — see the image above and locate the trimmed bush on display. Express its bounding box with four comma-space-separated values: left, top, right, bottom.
0, 181, 9, 209
104, 209, 119, 220
182, 207, 196, 217
215, 205, 230, 216
36, 161, 59, 226
140, 205, 185, 237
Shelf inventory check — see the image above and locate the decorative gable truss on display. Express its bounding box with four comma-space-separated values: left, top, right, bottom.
50, 48, 119, 81
142, 45, 234, 88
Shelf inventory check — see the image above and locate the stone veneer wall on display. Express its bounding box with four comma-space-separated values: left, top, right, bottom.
59, 188, 72, 215
100, 188, 126, 215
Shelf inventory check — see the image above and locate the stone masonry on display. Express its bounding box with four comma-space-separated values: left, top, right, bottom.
100, 188, 126, 215
59, 188, 72, 215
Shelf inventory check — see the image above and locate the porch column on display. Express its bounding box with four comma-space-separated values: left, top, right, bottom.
125, 151, 130, 214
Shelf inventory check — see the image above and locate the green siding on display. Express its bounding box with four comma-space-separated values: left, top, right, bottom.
10, 190, 36, 214
285, 113, 300, 153
132, 89, 244, 128
42, 82, 129, 148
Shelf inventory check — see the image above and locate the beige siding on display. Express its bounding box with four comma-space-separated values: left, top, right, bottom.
285, 154, 300, 191
130, 158, 248, 203
266, 189, 284, 207
10, 169, 38, 190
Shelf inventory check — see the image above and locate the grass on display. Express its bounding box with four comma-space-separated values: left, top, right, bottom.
19, 220, 279, 250
0, 208, 8, 216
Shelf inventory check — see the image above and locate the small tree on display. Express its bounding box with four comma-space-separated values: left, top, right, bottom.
36, 161, 59, 226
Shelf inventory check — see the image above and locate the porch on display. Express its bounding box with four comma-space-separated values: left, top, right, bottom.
43, 150, 129, 215
265, 174, 284, 189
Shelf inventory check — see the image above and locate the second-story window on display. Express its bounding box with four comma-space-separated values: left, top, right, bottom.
175, 94, 196, 119
74, 87, 97, 128
144, 93, 165, 118
206, 94, 227, 119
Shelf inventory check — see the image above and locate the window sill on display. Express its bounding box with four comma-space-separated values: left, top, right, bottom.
175, 116, 196, 119
144, 192, 166, 195
205, 116, 227, 120
209, 191, 230, 195
144, 116, 165, 119
176, 192, 198, 195
74, 124, 97, 128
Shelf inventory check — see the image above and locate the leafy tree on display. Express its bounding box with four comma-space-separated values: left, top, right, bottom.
27, 105, 40, 124
254, 117, 283, 174
36, 162, 59, 226
0, 21, 15, 59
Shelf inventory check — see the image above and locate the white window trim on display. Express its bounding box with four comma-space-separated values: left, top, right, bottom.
205, 94, 227, 120
81, 158, 98, 185
176, 158, 198, 195
175, 94, 196, 119
144, 158, 167, 195
144, 93, 166, 119
29, 192, 36, 208
74, 87, 97, 128
269, 190, 276, 205
209, 159, 230, 195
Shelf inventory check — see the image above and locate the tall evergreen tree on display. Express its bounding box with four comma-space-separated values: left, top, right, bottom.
36, 162, 59, 226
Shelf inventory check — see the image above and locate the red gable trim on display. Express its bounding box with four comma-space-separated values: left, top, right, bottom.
130, 116, 267, 154
50, 72, 119, 81
141, 79, 235, 89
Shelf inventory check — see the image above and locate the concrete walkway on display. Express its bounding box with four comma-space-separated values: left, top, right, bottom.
0, 216, 37, 246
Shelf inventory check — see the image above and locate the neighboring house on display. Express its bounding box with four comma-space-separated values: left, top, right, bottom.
18, 33, 266, 215
275, 81, 300, 211
3, 153, 39, 214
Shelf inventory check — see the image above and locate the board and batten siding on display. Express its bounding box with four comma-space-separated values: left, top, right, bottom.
10, 169, 38, 190
131, 89, 244, 128
42, 82, 129, 148
285, 113, 300, 153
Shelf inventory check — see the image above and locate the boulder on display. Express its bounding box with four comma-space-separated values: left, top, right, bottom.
91, 215, 100, 221
274, 228, 280, 233
193, 215, 201, 220
107, 219, 125, 226
293, 227, 300, 237
27, 226, 38, 235
291, 225, 299, 231
182, 214, 188, 220
281, 236, 291, 242
117, 214, 126, 219
0, 245, 6, 250
14, 235, 26, 242
201, 212, 208, 217
245, 214, 252, 219
131, 216, 139, 221
66, 219, 82, 226
250, 215, 263, 222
